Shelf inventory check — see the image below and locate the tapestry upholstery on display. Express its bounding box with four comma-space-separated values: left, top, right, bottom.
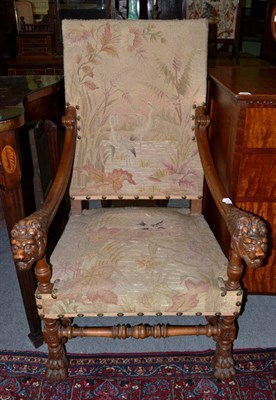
62, 19, 208, 200
186, 0, 239, 40
37, 208, 242, 319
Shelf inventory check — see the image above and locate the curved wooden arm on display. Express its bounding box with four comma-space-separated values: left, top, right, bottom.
195, 106, 230, 221
11, 106, 77, 271
44, 106, 77, 224
195, 106, 268, 272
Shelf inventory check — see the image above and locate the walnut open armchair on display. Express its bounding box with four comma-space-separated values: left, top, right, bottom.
11, 19, 268, 383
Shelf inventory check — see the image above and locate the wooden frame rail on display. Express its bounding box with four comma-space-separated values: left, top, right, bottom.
59, 323, 219, 339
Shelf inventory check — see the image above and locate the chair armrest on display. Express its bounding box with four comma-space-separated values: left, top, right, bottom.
195, 106, 268, 271
11, 106, 77, 272
194, 106, 229, 220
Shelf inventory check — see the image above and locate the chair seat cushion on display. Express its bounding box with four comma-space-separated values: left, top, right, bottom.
41, 208, 235, 318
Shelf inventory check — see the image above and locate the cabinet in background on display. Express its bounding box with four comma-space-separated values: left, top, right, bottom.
205, 66, 276, 294
7, 0, 112, 75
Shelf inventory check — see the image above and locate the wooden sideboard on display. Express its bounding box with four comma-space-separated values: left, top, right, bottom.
204, 66, 276, 294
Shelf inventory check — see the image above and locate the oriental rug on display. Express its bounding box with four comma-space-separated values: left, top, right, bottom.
0, 349, 275, 399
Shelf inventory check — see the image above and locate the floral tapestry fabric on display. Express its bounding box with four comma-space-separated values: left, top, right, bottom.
186, 0, 239, 39
41, 208, 233, 318
62, 19, 208, 199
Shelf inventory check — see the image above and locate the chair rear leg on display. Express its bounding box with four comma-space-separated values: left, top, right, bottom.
212, 315, 237, 380
43, 318, 68, 382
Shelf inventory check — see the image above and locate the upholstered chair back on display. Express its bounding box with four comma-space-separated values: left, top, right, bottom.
62, 19, 208, 200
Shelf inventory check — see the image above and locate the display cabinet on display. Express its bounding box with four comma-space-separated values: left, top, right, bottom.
7, 0, 113, 74
8, 0, 59, 74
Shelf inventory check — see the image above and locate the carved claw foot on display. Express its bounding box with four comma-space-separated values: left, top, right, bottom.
212, 351, 236, 380
43, 319, 69, 382
45, 356, 68, 383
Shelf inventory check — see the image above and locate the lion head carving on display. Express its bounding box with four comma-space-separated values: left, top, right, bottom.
11, 211, 49, 271
228, 209, 268, 268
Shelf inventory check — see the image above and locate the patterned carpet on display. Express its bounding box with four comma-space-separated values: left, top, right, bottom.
0, 349, 275, 399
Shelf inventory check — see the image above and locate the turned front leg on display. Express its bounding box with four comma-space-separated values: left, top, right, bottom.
43, 319, 68, 382
212, 316, 237, 380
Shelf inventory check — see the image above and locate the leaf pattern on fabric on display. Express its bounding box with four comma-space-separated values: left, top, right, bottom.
46, 208, 230, 317
57, 261, 120, 305
63, 19, 207, 198
168, 279, 210, 312
75, 163, 136, 193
